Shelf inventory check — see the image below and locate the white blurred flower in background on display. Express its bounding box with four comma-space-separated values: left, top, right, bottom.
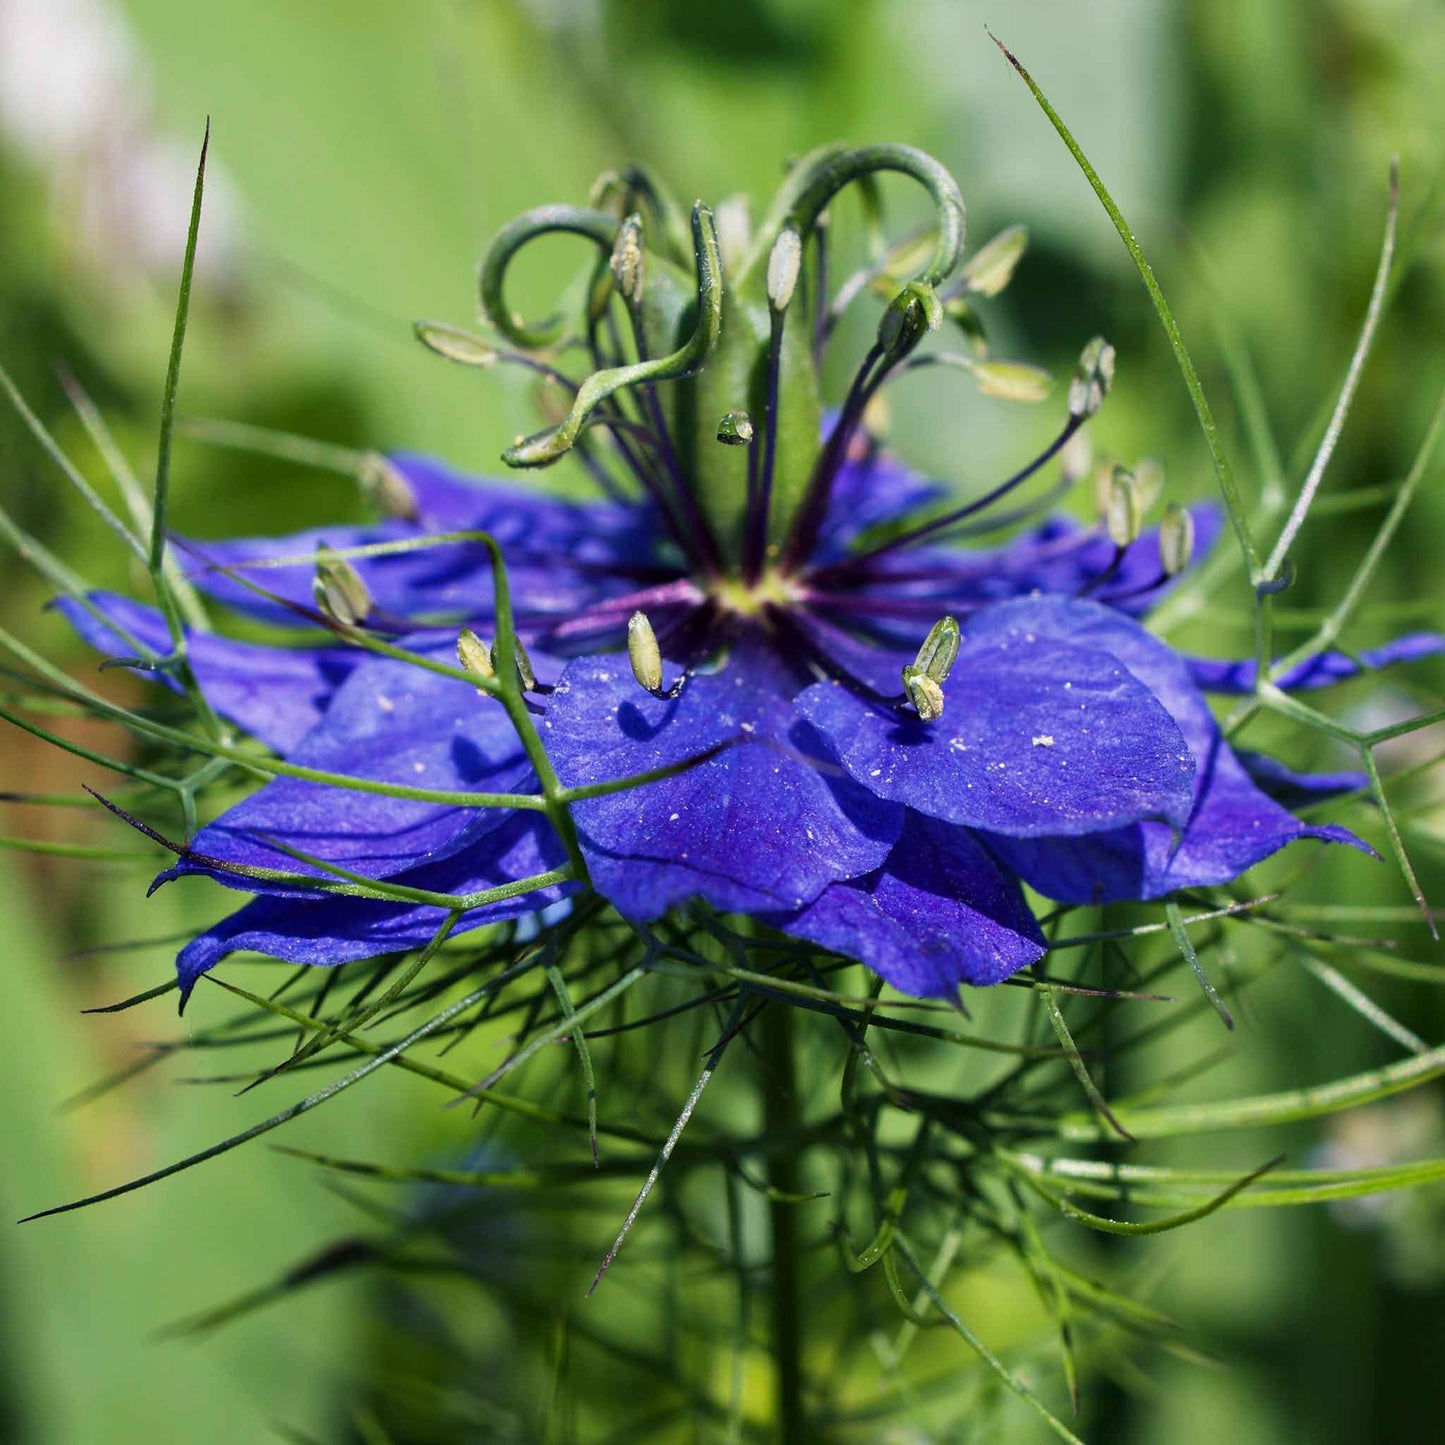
1316, 1094, 1445, 1289
0, 0, 241, 286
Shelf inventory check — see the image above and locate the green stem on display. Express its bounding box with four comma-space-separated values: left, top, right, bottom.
763, 1002, 804, 1443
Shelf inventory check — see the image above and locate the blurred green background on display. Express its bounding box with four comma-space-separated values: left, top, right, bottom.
1, 0, 1443, 1440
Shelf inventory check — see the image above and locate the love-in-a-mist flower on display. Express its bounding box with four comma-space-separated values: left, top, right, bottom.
61, 144, 1442, 1002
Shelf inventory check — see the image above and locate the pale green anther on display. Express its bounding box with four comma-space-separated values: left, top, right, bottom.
1059, 429, 1093, 485
1160, 501, 1195, 576
878, 281, 942, 357
312, 544, 372, 626
531, 375, 572, 430
585, 261, 614, 330
456, 628, 495, 691
359, 451, 418, 520
714, 194, 753, 274
863, 391, 892, 439
971, 359, 1052, 403
943, 295, 988, 356
1069, 336, 1116, 418
610, 213, 646, 306
880, 230, 939, 280
716, 411, 754, 446
1132, 456, 1165, 512
627, 610, 663, 694
1091, 460, 1115, 518
413, 320, 499, 369
1105, 466, 1142, 548
912, 614, 961, 685
490, 637, 537, 691
902, 664, 945, 722
588, 163, 693, 262
587, 168, 626, 212
766, 226, 802, 312
961, 223, 1028, 297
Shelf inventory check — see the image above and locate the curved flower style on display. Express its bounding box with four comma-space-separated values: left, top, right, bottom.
59, 145, 1436, 1003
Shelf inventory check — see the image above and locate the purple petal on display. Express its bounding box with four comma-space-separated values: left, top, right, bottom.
823, 503, 1224, 633
783, 607, 912, 697
1237, 752, 1367, 811
159, 646, 535, 892
174, 814, 571, 998
815, 446, 946, 553
769, 812, 1045, 996
388, 453, 661, 557
965, 596, 1371, 901
797, 615, 1196, 837
543, 645, 902, 919
1186, 633, 1445, 693
54, 592, 356, 753
180, 453, 669, 628
988, 746, 1367, 904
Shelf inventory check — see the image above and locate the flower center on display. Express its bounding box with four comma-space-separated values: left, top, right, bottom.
706, 568, 804, 619
441, 144, 1133, 706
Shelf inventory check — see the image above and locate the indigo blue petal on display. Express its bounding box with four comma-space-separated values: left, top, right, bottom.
544, 648, 902, 918
180, 452, 667, 627
966, 596, 1371, 902
158, 646, 534, 893
827, 503, 1223, 638
797, 608, 1196, 837
815, 447, 945, 553
55, 592, 356, 753
174, 813, 571, 998
1236, 752, 1367, 811
769, 812, 1046, 995
1186, 632, 1445, 693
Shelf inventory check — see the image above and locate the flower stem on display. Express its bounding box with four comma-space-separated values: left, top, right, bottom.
763, 1001, 805, 1442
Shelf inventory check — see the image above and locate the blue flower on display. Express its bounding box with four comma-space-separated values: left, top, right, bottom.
58, 145, 1436, 1002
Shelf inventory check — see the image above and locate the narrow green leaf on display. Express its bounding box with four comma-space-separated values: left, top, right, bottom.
1296, 950, 1428, 1054
0, 361, 146, 561
893, 1236, 1084, 1444
1164, 900, 1234, 1028
1263, 163, 1398, 581
19, 976, 499, 1222
58, 369, 210, 630
179, 416, 375, 477
586, 1012, 731, 1296
1051, 1042, 1445, 1141
1035, 978, 1133, 1140
150, 120, 208, 576
547, 960, 601, 1166
989, 29, 1261, 579
1008, 1151, 1445, 1210
1015, 1156, 1281, 1235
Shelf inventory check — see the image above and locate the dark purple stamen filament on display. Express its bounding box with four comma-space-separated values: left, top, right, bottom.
742, 307, 787, 585
817, 410, 1083, 578
778, 342, 889, 569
